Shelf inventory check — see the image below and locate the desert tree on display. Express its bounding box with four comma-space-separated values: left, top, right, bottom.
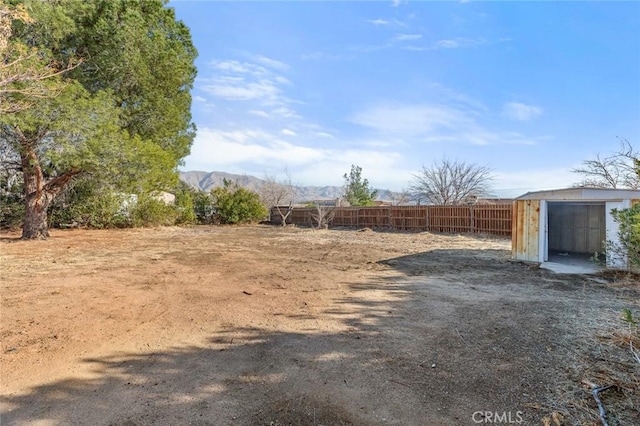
343, 164, 377, 206
1, 0, 197, 239
572, 139, 639, 189
1, 83, 177, 237
409, 158, 494, 205
310, 203, 335, 229
260, 169, 295, 226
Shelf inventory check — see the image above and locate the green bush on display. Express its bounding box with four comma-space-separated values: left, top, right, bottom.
0, 185, 24, 230
129, 195, 177, 227
211, 179, 267, 224
173, 183, 197, 225
607, 203, 640, 271
192, 190, 216, 224
0, 169, 23, 229
48, 179, 129, 228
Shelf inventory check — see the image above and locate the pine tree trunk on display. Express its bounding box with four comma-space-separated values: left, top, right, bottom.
22, 194, 50, 239
21, 145, 50, 240
20, 141, 80, 240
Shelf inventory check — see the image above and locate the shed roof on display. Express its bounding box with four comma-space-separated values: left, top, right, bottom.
516, 187, 640, 201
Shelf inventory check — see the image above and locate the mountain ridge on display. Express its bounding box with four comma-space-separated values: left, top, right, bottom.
179, 170, 398, 202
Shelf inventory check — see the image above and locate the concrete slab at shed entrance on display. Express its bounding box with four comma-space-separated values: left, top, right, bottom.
540, 262, 603, 275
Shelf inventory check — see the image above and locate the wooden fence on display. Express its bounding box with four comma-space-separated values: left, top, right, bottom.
271, 205, 513, 236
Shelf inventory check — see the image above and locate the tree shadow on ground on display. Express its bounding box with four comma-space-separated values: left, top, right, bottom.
2, 250, 633, 425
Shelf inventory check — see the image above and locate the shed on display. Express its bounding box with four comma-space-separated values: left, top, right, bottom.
512, 188, 640, 269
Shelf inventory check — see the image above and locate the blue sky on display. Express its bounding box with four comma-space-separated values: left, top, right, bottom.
172, 0, 640, 197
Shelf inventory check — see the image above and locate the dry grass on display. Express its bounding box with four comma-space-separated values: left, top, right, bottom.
551, 306, 640, 425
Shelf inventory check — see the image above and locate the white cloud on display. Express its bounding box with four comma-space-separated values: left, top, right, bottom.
352, 28, 427, 53
364, 18, 409, 30
252, 55, 289, 70
394, 34, 423, 42
350, 104, 472, 135
425, 82, 488, 113
502, 102, 543, 121
249, 110, 270, 118
366, 19, 390, 25
200, 57, 298, 121
191, 94, 215, 112
391, 0, 404, 7
273, 75, 291, 85
186, 128, 324, 168
281, 129, 297, 137
314, 131, 334, 139
271, 106, 300, 119
434, 40, 462, 49
403, 37, 487, 51
458, 130, 539, 146
201, 79, 280, 101
434, 37, 486, 49
350, 103, 544, 146
202, 60, 287, 102
211, 59, 288, 77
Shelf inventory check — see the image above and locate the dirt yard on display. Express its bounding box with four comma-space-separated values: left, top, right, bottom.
1, 225, 638, 425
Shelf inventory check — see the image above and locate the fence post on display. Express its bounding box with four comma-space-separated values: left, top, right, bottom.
470, 205, 475, 234
424, 206, 429, 232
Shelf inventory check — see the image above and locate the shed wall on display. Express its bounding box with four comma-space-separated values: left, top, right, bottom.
512, 200, 540, 262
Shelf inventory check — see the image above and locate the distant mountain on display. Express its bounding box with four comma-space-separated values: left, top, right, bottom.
179, 171, 398, 202
179, 171, 265, 193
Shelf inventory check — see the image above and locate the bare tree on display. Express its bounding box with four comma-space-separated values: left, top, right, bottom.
259, 170, 295, 226
310, 203, 335, 229
409, 158, 493, 205
389, 189, 412, 206
572, 139, 639, 189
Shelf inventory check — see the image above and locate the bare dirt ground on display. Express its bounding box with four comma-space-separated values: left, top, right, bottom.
1, 225, 638, 426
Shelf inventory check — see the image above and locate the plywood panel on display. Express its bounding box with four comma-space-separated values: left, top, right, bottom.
526, 200, 540, 259
512, 200, 540, 261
